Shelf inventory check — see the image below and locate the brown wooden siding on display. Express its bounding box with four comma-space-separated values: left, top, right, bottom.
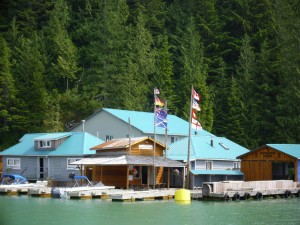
92, 166, 128, 188
156, 166, 164, 184
240, 146, 297, 181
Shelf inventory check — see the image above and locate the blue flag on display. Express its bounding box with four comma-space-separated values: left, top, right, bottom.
155, 108, 167, 128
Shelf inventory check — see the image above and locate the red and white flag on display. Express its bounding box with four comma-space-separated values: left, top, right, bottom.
192, 118, 202, 130
192, 110, 202, 130
192, 88, 200, 101
192, 99, 201, 111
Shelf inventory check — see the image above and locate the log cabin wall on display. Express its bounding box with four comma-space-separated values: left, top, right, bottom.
240, 146, 297, 181
93, 165, 128, 188
91, 138, 166, 188
127, 139, 164, 156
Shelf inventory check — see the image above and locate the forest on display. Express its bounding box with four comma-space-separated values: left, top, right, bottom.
0, 0, 299, 150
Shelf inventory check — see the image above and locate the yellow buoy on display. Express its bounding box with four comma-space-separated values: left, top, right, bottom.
174, 189, 191, 203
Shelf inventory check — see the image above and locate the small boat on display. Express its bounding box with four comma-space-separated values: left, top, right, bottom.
51, 175, 115, 199
0, 174, 35, 194
1, 174, 29, 185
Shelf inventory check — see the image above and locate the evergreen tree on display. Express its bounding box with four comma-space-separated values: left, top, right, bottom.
12, 35, 48, 133
235, 34, 258, 148
224, 76, 248, 146
43, 0, 78, 92
175, 17, 213, 130
152, 35, 175, 112
120, 8, 155, 111
0, 35, 24, 149
273, 0, 300, 143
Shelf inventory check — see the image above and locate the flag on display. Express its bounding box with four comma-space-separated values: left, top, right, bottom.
192, 88, 200, 101
192, 99, 201, 111
191, 117, 202, 130
155, 108, 167, 128
154, 88, 160, 95
155, 96, 164, 107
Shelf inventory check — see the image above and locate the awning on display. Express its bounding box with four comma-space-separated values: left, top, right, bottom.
71, 155, 186, 167
191, 170, 244, 176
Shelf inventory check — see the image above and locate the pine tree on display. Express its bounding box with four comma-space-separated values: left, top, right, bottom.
0, 35, 24, 149
273, 0, 300, 143
175, 17, 213, 130
120, 8, 155, 110
12, 35, 48, 133
43, 0, 78, 92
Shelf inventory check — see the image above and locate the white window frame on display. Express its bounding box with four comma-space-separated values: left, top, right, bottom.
233, 162, 240, 170
205, 161, 213, 170
7, 158, 21, 170
39, 140, 51, 148
67, 158, 83, 170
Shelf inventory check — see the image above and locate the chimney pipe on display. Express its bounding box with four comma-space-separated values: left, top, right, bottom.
211, 137, 214, 147
82, 120, 85, 132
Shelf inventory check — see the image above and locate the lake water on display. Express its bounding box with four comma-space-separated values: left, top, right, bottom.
0, 195, 299, 225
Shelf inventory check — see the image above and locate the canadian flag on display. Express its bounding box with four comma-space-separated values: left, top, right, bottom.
192, 88, 200, 101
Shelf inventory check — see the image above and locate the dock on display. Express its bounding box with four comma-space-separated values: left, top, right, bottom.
198, 180, 300, 201
0, 181, 48, 196
2, 180, 300, 202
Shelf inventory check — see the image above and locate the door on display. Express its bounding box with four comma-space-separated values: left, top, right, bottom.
142, 166, 148, 184
39, 157, 44, 179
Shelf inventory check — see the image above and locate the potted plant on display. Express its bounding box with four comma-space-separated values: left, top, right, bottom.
173, 169, 179, 176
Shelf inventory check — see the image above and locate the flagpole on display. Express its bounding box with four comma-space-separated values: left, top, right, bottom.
128, 117, 131, 155
164, 101, 168, 157
186, 86, 193, 189
153, 88, 157, 189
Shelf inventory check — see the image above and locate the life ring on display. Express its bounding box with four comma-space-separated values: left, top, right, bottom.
243, 192, 250, 200
223, 193, 230, 201
255, 192, 263, 200
285, 190, 291, 198
233, 193, 240, 201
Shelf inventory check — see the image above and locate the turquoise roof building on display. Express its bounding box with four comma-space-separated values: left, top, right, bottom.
0, 132, 103, 181
238, 144, 300, 182
69, 108, 214, 146
266, 144, 300, 159
168, 135, 250, 188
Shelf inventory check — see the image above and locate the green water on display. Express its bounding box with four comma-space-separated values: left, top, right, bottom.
0, 196, 299, 225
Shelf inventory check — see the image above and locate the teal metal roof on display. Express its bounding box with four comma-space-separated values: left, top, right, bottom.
33, 133, 72, 140
267, 144, 300, 159
103, 108, 213, 137
191, 170, 244, 175
0, 132, 103, 156
168, 136, 249, 161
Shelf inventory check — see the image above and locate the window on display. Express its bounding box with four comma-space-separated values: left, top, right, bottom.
67, 158, 83, 170
39, 140, 51, 148
7, 158, 21, 169
105, 135, 113, 141
233, 162, 240, 170
171, 136, 178, 143
205, 161, 213, 170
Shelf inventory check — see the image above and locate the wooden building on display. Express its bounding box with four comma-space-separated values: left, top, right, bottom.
71, 137, 186, 189
238, 144, 300, 182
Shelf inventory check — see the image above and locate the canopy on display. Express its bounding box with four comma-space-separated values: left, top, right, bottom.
71, 155, 186, 167
2, 174, 28, 184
